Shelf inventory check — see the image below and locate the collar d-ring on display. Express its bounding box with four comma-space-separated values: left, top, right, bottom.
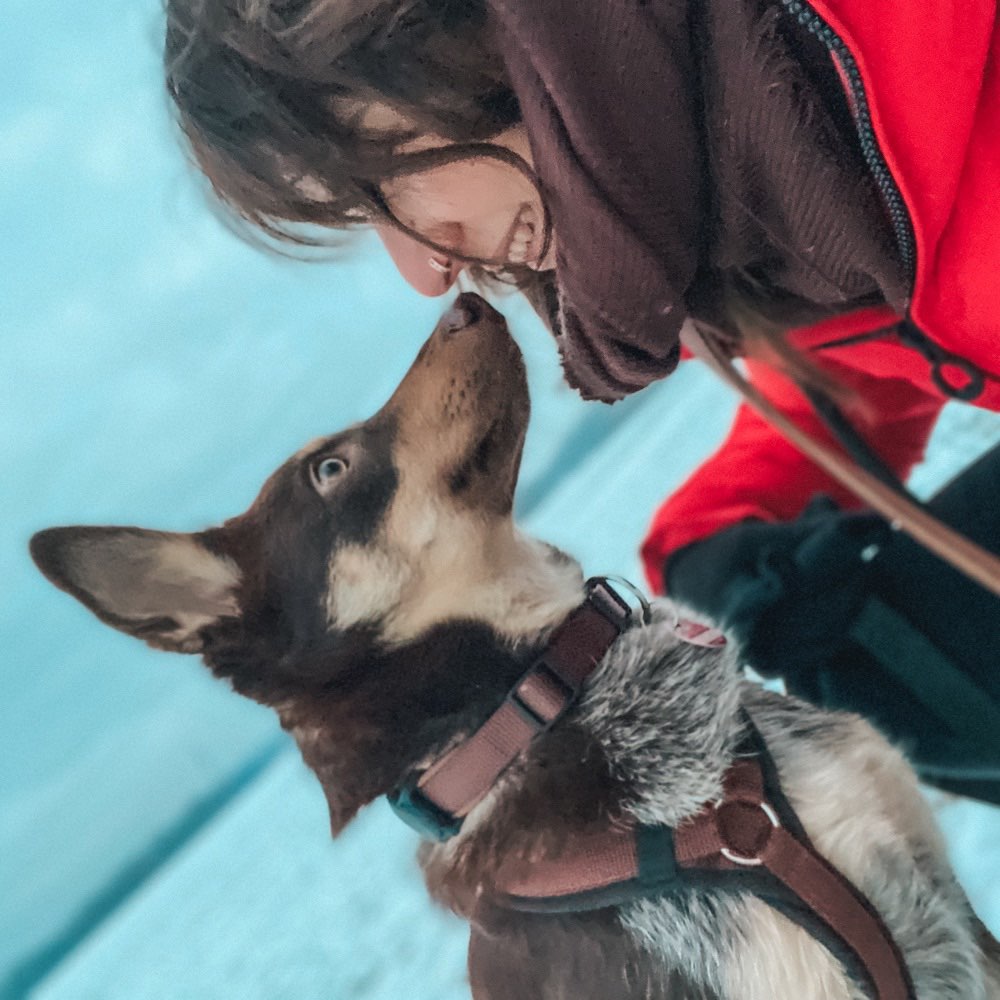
592, 575, 652, 625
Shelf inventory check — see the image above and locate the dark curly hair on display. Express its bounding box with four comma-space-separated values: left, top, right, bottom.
164, 0, 524, 247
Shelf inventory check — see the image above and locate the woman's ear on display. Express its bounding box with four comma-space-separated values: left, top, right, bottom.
30, 526, 242, 653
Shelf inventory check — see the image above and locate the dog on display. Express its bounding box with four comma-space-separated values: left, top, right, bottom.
31, 292, 1000, 1000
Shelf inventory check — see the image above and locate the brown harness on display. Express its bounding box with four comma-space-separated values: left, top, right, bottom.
387, 580, 915, 1000
494, 742, 915, 1000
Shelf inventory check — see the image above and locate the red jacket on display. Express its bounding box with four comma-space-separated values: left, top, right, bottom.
641, 0, 1000, 592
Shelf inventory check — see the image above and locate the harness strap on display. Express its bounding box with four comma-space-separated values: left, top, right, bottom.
674, 759, 915, 1000
493, 746, 915, 1000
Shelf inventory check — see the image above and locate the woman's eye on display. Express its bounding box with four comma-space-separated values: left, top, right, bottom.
313, 456, 348, 488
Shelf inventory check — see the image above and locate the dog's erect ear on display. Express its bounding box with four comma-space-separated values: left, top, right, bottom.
30, 526, 241, 654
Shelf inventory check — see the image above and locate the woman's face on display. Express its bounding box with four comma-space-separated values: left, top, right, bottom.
375, 125, 556, 296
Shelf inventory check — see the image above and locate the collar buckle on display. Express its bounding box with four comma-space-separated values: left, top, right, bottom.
387, 779, 463, 842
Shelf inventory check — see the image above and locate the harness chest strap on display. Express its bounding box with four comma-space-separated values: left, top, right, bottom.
676, 758, 915, 1000
494, 752, 915, 1000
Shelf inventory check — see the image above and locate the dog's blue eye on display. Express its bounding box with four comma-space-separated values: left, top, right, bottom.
313, 456, 348, 488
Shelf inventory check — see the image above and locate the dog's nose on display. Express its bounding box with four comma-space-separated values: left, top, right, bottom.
440, 292, 485, 334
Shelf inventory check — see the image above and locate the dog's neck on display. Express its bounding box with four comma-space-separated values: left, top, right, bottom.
273, 545, 590, 836
389, 577, 635, 840
334, 523, 587, 650
418, 605, 743, 918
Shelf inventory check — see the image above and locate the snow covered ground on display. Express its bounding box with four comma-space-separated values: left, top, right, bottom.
3, 3, 998, 998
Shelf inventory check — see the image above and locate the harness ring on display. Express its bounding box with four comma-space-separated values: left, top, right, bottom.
719, 800, 781, 867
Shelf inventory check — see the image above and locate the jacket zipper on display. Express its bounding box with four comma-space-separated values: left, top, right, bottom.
780, 0, 916, 288
781, 0, 992, 401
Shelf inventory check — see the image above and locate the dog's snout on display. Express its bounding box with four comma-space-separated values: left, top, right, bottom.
440, 292, 485, 334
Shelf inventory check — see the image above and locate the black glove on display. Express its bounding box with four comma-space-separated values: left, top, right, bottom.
664, 496, 891, 682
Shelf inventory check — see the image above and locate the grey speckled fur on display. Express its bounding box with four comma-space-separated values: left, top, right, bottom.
575, 603, 998, 1000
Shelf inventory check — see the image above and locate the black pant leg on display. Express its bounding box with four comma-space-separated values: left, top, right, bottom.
805, 443, 1000, 803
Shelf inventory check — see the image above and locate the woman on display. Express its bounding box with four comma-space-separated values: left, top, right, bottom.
164, 0, 1000, 800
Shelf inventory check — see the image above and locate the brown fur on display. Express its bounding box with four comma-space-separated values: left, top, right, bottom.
468, 906, 720, 1000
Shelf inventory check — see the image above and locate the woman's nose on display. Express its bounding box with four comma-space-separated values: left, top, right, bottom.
375, 224, 461, 297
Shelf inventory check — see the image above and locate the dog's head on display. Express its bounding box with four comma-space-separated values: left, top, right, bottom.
31, 293, 585, 832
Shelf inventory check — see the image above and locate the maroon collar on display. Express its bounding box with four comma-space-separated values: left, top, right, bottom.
386, 574, 911, 999
387, 577, 635, 840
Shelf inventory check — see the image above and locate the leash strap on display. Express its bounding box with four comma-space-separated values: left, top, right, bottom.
851, 598, 1000, 757
682, 325, 1000, 599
